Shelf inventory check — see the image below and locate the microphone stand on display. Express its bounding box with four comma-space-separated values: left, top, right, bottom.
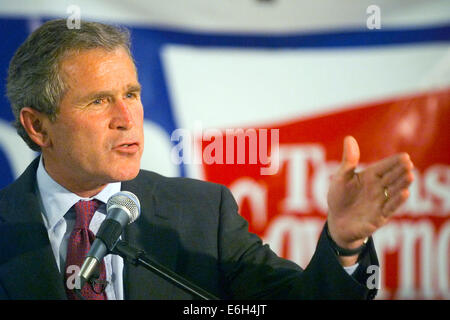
111, 240, 219, 300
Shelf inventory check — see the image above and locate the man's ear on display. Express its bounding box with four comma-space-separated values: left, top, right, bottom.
19, 107, 52, 148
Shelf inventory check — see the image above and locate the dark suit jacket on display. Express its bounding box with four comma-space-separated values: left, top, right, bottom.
0, 157, 378, 299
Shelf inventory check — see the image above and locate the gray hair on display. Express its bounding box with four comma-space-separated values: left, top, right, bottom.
6, 19, 133, 151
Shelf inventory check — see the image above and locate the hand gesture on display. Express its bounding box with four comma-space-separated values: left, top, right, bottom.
327, 136, 414, 250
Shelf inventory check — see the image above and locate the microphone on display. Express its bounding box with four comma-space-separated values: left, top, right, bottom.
77, 191, 141, 290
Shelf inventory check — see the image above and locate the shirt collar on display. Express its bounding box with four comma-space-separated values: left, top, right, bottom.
36, 156, 121, 231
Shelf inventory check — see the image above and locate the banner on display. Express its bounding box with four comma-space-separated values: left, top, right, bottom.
0, 1, 448, 299
197, 89, 449, 299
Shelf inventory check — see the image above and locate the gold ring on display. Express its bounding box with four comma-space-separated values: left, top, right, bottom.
383, 187, 390, 201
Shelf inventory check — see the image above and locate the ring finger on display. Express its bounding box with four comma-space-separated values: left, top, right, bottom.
382, 189, 410, 217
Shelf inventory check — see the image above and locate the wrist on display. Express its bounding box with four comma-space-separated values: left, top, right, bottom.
325, 222, 368, 257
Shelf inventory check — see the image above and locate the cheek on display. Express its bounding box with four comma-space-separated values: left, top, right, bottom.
48, 123, 71, 150
52, 122, 104, 157
134, 105, 144, 124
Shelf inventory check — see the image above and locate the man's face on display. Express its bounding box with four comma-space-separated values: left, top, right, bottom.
42, 47, 144, 195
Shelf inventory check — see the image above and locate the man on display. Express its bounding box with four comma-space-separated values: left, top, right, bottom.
0, 19, 414, 300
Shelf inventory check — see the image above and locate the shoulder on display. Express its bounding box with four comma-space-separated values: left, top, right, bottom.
134, 169, 223, 192
126, 169, 230, 208
0, 157, 40, 223
0, 157, 39, 197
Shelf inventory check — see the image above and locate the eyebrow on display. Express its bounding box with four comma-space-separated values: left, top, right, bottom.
77, 84, 142, 104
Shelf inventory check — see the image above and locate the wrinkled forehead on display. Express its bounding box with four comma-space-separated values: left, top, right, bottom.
60, 46, 137, 76
60, 47, 138, 85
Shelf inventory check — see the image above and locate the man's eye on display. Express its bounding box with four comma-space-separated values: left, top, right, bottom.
93, 98, 103, 104
126, 92, 136, 99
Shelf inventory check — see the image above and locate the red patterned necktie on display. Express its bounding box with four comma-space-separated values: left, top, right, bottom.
64, 199, 107, 300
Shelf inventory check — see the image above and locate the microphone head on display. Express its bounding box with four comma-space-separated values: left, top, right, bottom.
106, 191, 141, 224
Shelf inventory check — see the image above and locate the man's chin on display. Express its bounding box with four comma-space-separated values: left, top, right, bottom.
109, 166, 141, 183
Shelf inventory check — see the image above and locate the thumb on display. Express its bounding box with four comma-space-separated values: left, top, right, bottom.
339, 136, 360, 178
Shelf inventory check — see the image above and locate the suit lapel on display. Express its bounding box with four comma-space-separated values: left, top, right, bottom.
121, 172, 181, 299
0, 157, 66, 299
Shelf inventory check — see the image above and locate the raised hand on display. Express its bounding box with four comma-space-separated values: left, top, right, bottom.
327, 136, 414, 252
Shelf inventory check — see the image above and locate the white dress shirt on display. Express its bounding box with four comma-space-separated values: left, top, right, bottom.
36, 156, 124, 300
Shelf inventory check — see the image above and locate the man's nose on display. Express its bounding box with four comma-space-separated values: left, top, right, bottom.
109, 98, 133, 130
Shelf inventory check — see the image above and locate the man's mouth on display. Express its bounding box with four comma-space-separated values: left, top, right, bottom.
113, 142, 140, 153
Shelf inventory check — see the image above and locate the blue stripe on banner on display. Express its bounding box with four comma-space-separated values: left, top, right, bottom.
0, 18, 33, 122
128, 24, 450, 48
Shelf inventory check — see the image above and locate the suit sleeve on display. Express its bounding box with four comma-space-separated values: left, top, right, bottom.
217, 185, 379, 300
0, 281, 8, 300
